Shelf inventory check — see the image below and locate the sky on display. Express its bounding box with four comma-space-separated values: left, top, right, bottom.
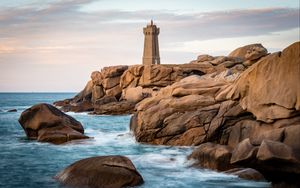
0, 0, 299, 92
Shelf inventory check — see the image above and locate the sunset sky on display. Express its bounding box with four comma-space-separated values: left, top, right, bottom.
0, 0, 299, 92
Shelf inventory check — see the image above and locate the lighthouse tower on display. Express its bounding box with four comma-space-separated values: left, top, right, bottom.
142, 20, 160, 65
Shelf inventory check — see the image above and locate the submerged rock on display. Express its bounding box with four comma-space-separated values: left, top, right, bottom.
7, 109, 17, 112
55, 155, 144, 188
18, 103, 89, 144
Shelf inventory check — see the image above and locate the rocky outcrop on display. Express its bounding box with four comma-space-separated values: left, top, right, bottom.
130, 42, 300, 185
55, 155, 144, 188
130, 42, 299, 146
51, 41, 299, 185
131, 76, 238, 146
54, 43, 268, 115
18, 103, 89, 144
54, 64, 226, 115
228, 42, 300, 122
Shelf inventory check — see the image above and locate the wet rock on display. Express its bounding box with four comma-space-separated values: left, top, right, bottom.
55, 155, 144, 188
37, 125, 89, 144
254, 140, 300, 186
188, 142, 234, 171
283, 125, 300, 156
7, 109, 17, 112
224, 168, 265, 181
18, 103, 88, 144
272, 181, 300, 188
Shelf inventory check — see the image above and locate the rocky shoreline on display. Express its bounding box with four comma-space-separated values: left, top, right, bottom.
19, 42, 299, 188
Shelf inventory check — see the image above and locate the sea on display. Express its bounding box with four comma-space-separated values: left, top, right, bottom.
0, 93, 270, 188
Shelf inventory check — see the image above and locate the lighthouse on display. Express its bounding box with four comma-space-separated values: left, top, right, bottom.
142, 20, 160, 65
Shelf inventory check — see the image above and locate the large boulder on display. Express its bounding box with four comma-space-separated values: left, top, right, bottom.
228, 43, 268, 61
55, 156, 144, 188
228, 42, 300, 122
122, 86, 145, 103
18, 103, 88, 144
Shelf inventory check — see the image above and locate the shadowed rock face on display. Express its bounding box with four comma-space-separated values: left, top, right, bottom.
18, 103, 89, 144
55, 155, 144, 188
188, 142, 234, 171
224, 168, 265, 181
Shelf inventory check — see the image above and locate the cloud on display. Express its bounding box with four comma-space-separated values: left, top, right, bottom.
163, 28, 300, 55
0, 1, 298, 40
0, 2, 298, 61
0, 0, 299, 91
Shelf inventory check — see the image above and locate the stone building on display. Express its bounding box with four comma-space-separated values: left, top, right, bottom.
142, 20, 160, 65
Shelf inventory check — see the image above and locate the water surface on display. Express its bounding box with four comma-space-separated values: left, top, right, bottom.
0, 93, 270, 188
